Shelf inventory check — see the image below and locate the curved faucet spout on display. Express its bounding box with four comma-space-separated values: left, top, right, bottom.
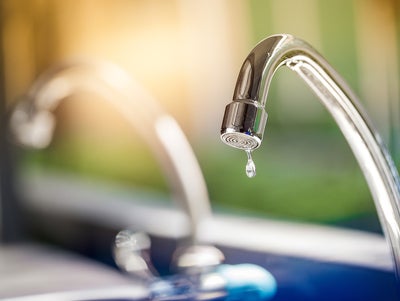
9, 59, 211, 242
221, 34, 400, 278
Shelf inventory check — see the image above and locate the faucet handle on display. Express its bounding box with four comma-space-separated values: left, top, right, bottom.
113, 230, 157, 281
172, 244, 225, 275
113, 231, 276, 300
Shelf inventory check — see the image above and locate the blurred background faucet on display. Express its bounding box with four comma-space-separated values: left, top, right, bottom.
220, 34, 400, 278
8, 59, 211, 243
7, 60, 279, 300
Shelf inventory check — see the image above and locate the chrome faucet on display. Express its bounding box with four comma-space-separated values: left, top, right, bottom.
220, 34, 400, 278
9, 59, 211, 242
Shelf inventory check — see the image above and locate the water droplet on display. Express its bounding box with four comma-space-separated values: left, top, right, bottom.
245, 150, 256, 178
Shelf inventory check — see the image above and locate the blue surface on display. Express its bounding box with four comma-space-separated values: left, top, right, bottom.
145, 236, 399, 301
220, 246, 399, 301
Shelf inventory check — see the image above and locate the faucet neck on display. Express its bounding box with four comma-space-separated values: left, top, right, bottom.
233, 34, 289, 102
10, 60, 212, 242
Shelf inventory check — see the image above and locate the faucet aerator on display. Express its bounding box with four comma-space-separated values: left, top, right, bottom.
220, 100, 267, 151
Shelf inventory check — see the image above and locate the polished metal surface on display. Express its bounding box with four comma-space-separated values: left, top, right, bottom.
220, 34, 400, 278
9, 59, 211, 242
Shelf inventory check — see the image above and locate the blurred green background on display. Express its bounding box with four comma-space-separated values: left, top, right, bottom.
2, 0, 399, 231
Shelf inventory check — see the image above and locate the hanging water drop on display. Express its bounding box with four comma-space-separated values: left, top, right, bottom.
245, 150, 256, 178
